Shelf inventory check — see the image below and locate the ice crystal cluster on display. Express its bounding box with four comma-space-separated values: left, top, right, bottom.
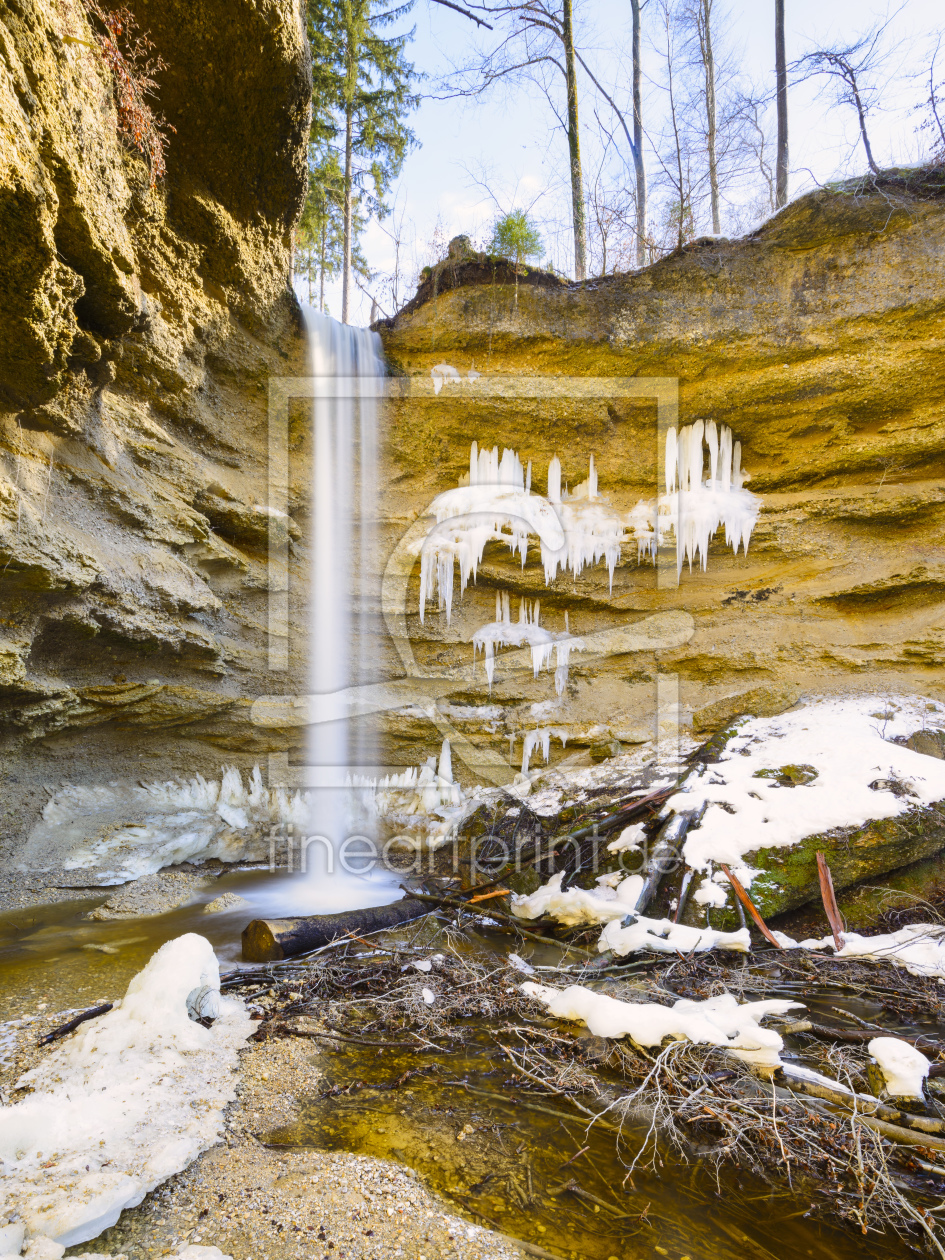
472, 592, 582, 695
415, 425, 759, 710
418, 425, 758, 624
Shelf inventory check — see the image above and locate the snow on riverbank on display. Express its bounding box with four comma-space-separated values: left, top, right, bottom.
21, 739, 473, 876
511, 871, 750, 955
522, 984, 800, 1068
20, 767, 305, 879
774, 922, 945, 980
0, 935, 250, 1248
673, 695, 945, 881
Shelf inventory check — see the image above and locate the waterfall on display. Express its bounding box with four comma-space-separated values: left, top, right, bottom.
302, 307, 385, 849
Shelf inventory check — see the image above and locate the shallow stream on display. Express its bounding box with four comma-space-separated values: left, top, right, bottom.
0, 874, 928, 1259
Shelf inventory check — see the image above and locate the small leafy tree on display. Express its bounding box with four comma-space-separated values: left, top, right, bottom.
490, 209, 543, 306
77, 1, 174, 186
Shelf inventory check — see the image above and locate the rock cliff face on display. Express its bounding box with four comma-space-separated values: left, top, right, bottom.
2, 4, 944, 884
0, 0, 312, 858
377, 173, 945, 782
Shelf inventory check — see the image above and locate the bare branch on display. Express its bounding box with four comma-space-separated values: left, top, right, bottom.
429, 0, 493, 30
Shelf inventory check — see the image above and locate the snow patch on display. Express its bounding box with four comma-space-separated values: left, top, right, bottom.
511, 870, 643, 927
868, 1037, 930, 1099
599, 916, 751, 957
521, 984, 800, 1068
0, 935, 251, 1248
671, 695, 945, 881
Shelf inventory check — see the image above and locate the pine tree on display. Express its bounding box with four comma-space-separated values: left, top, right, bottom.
490, 209, 542, 307
295, 151, 345, 310
303, 0, 418, 323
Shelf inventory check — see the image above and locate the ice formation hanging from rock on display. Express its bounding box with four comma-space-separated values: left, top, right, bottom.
659, 420, 759, 575
517, 725, 569, 775
418, 428, 760, 623
471, 594, 583, 695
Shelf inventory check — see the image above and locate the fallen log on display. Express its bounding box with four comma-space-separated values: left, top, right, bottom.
781, 1070, 945, 1135
241, 898, 431, 962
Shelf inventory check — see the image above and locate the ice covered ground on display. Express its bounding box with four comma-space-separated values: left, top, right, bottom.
511, 695, 945, 957
0, 935, 251, 1248
20, 737, 474, 879
19, 767, 303, 880
671, 694, 945, 884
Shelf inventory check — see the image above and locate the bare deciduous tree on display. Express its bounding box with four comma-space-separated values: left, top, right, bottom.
690, 0, 720, 232
915, 35, 945, 162
775, 0, 788, 206
443, 1, 589, 279
793, 11, 906, 178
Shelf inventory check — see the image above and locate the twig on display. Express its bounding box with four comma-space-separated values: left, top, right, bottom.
38, 1003, 113, 1045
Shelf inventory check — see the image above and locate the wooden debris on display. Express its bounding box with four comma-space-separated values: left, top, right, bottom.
38, 1002, 113, 1045
816, 850, 845, 950
720, 864, 782, 949
241, 898, 431, 962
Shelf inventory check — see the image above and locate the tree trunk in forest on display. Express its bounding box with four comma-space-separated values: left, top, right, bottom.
775, 0, 788, 207
630, 0, 647, 265
562, 0, 587, 281
697, 0, 720, 234
341, 102, 354, 324
319, 218, 326, 313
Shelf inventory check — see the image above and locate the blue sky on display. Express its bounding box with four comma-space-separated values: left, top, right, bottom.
305, 0, 942, 324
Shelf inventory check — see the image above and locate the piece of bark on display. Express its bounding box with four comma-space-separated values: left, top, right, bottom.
816, 850, 845, 950
720, 864, 783, 949
241, 898, 431, 962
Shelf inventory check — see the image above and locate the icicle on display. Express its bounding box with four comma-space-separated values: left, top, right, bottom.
706, 420, 718, 485
495, 590, 501, 620
438, 738, 452, 784
720, 426, 732, 493
676, 426, 689, 492
534, 599, 540, 625
565, 610, 570, 633
687, 420, 704, 491
502, 590, 510, 621
547, 456, 561, 504
665, 426, 678, 494
588, 455, 598, 500
469, 442, 478, 486
733, 441, 743, 490
526, 460, 532, 494
518, 597, 526, 624
521, 727, 553, 776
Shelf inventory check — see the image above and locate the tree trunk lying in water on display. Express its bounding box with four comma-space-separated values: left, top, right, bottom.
241, 898, 431, 962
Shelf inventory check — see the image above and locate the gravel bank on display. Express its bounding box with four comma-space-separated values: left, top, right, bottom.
1, 1001, 532, 1260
